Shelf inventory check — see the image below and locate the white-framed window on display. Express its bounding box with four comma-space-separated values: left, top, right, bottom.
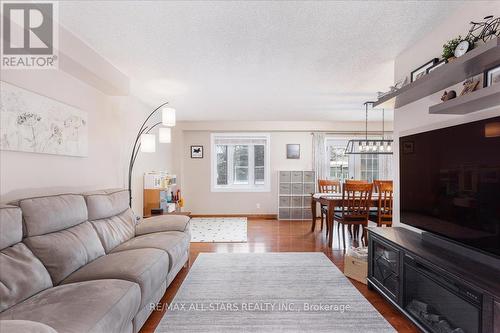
328, 145, 350, 182
211, 133, 270, 192
361, 154, 379, 182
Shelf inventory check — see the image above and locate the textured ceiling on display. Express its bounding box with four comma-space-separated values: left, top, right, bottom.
59, 1, 463, 121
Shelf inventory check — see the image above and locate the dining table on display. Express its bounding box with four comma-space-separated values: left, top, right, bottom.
310, 193, 380, 247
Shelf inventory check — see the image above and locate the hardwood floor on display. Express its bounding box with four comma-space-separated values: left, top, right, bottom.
139, 218, 420, 333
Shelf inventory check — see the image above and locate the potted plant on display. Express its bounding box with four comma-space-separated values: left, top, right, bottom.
442, 36, 463, 61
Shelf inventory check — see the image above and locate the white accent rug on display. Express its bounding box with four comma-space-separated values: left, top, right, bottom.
189, 217, 248, 242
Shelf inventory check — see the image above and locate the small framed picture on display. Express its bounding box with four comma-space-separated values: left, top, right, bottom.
483, 65, 500, 87
460, 78, 480, 96
190, 145, 203, 158
286, 144, 300, 159
426, 59, 447, 74
411, 58, 438, 82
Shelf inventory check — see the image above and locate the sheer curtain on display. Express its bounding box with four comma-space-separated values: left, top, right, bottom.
312, 133, 328, 190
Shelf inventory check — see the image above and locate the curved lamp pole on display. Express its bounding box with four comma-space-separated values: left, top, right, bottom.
128, 102, 170, 207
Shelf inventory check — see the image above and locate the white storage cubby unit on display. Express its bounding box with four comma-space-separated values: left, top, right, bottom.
278, 170, 315, 220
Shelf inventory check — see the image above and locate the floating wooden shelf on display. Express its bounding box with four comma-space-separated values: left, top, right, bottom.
374, 38, 500, 109
429, 84, 500, 114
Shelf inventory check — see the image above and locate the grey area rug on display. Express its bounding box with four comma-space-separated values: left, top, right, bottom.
155, 253, 396, 333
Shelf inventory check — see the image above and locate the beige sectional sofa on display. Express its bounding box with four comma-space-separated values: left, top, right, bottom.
0, 189, 190, 333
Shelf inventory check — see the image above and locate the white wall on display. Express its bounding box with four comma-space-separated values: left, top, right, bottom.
392, 1, 500, 227
0, 70, 122, 201
181, 130, 312, 214
0, 26, 172, 217
177, 121, 392, 215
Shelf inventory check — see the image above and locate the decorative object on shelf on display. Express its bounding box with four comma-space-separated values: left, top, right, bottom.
345, 102, 393, 155
190, 145, 203, 158
286, 144, 300, 159
128, 102, 176, 207
483, 64, 500, 87
411, 58, 438, 82
0, 82, 88, 157
375, 37, 500, 110
440, 90, 457, 102
442, 36, 463, 60
427, 59, 447, 74
454, 39, 472, 58
460, 78, 481, 96
465, 15, 500, 44
377, 77, 409, 99
376, 91, 388, 99
399, 76, 410, 88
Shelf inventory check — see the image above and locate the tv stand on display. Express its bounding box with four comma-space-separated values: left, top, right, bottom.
367, 227, 500, 333
421, 231, 500, 270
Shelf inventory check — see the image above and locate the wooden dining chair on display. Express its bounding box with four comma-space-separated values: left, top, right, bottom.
317, 179, 341, 235
334, 182, 373, 249
345, 179, 369, 184
342, 179, 369, 236
373, 180, 393, 193
371, 181, 393, 227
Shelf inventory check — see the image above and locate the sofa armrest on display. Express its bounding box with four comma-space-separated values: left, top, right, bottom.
135, 215, 190, 236
0, 320, 58, 333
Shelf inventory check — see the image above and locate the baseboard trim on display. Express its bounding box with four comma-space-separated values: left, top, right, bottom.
190, 214, 277, 220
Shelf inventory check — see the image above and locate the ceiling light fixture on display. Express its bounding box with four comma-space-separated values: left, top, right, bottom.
345, 101, 393, 155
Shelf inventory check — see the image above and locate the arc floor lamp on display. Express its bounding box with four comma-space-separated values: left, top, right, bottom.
128, 102, 176, 207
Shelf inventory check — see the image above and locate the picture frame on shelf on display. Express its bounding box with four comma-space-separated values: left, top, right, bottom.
426, 59, 447, 74
286, 144, 300, 159
459, 78, 480, 96
483, 65, 500, 87
411, 58, 438, 82
190, 145, 203, 158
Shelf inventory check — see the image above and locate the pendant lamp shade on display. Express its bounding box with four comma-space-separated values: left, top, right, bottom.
159, 127, 171, 143
162, 107, 176, 127
140, 134, 156, 153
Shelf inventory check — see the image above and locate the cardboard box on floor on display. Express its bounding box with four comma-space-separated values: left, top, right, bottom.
344, 254, 368, 284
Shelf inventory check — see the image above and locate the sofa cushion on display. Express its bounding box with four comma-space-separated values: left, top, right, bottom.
0, 206, 22, 250
90, 209, 136, 253
23, 222, 105, 285
62, 248, 168, 307
0, 243, 53, 312
136, 215, 190, 236
112, 231, 189, 271
0, 320, 58, 333
0, 280, 140, 333
84, 189, 129, 221
18, 195, 87, 237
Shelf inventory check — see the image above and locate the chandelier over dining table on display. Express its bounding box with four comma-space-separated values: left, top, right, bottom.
345, 101, 393, 155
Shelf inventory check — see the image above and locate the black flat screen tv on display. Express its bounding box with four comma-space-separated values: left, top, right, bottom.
400, 116, 500, 258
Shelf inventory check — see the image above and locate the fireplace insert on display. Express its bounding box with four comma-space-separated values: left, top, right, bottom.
403, 256, 482, 333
